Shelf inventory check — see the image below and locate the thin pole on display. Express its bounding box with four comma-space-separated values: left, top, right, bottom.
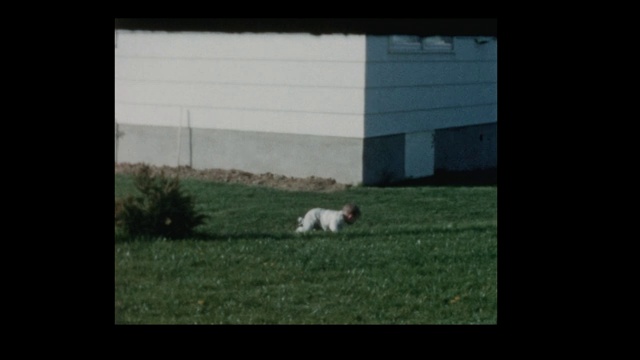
177, 108, 183, 166
187, 109, 192, 168
115, 118, 119, 164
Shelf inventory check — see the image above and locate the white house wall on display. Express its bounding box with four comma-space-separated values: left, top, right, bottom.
363, 36, 497, 137
360, 36, 497, 182
114, 31, 497, 184
115, 31, 367, 138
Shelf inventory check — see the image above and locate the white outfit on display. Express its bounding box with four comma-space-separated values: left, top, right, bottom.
296, 208, 346, 233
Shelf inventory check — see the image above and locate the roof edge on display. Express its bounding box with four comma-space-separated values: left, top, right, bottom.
114, 19, 497, 36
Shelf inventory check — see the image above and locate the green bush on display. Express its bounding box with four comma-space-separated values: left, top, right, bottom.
115, 165, 206, 239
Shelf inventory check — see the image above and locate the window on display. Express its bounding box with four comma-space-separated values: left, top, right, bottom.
389, 35, 453, 54
422, 36, 453, 52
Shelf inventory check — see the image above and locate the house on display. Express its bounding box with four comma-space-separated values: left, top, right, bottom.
115, 20, 496, 185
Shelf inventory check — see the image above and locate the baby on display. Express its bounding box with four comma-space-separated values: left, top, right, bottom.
296, 204, 361, 233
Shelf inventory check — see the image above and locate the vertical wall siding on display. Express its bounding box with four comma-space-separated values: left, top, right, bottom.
363, 36, 497, 137
115, 31, 367, 138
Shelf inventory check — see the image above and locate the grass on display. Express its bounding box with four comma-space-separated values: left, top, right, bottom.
115, 174, 497, 324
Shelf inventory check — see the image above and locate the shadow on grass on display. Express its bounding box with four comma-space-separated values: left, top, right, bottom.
190, 231, 299, 242
190, 223, 495, 242
115, 222, 496, 243
115, 228, 301, 243
115, 225, 495, 243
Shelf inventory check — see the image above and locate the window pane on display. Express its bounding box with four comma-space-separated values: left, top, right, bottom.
391, 35, 421, 45
422, 36, 453, 51
389, 35, 422, 52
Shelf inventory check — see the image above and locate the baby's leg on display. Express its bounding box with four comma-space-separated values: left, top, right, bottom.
296, 209, 320, 233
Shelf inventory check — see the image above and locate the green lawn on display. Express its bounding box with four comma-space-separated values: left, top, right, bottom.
115, 174, 497, 324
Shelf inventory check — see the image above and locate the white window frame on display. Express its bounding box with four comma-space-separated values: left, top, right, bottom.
389, 35, 454, 54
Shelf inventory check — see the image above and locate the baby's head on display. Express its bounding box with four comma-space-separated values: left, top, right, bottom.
342, 203, 361, 224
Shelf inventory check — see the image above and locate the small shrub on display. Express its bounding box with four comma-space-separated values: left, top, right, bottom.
115, 165, 207, 239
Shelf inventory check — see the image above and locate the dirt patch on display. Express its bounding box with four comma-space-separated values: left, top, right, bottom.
115, 162, 351, 192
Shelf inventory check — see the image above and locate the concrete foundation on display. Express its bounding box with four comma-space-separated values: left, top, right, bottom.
362, 134, 405, 185
115, 122, 497, 186
435, 123, 497, 172
115, 124, 363, 184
